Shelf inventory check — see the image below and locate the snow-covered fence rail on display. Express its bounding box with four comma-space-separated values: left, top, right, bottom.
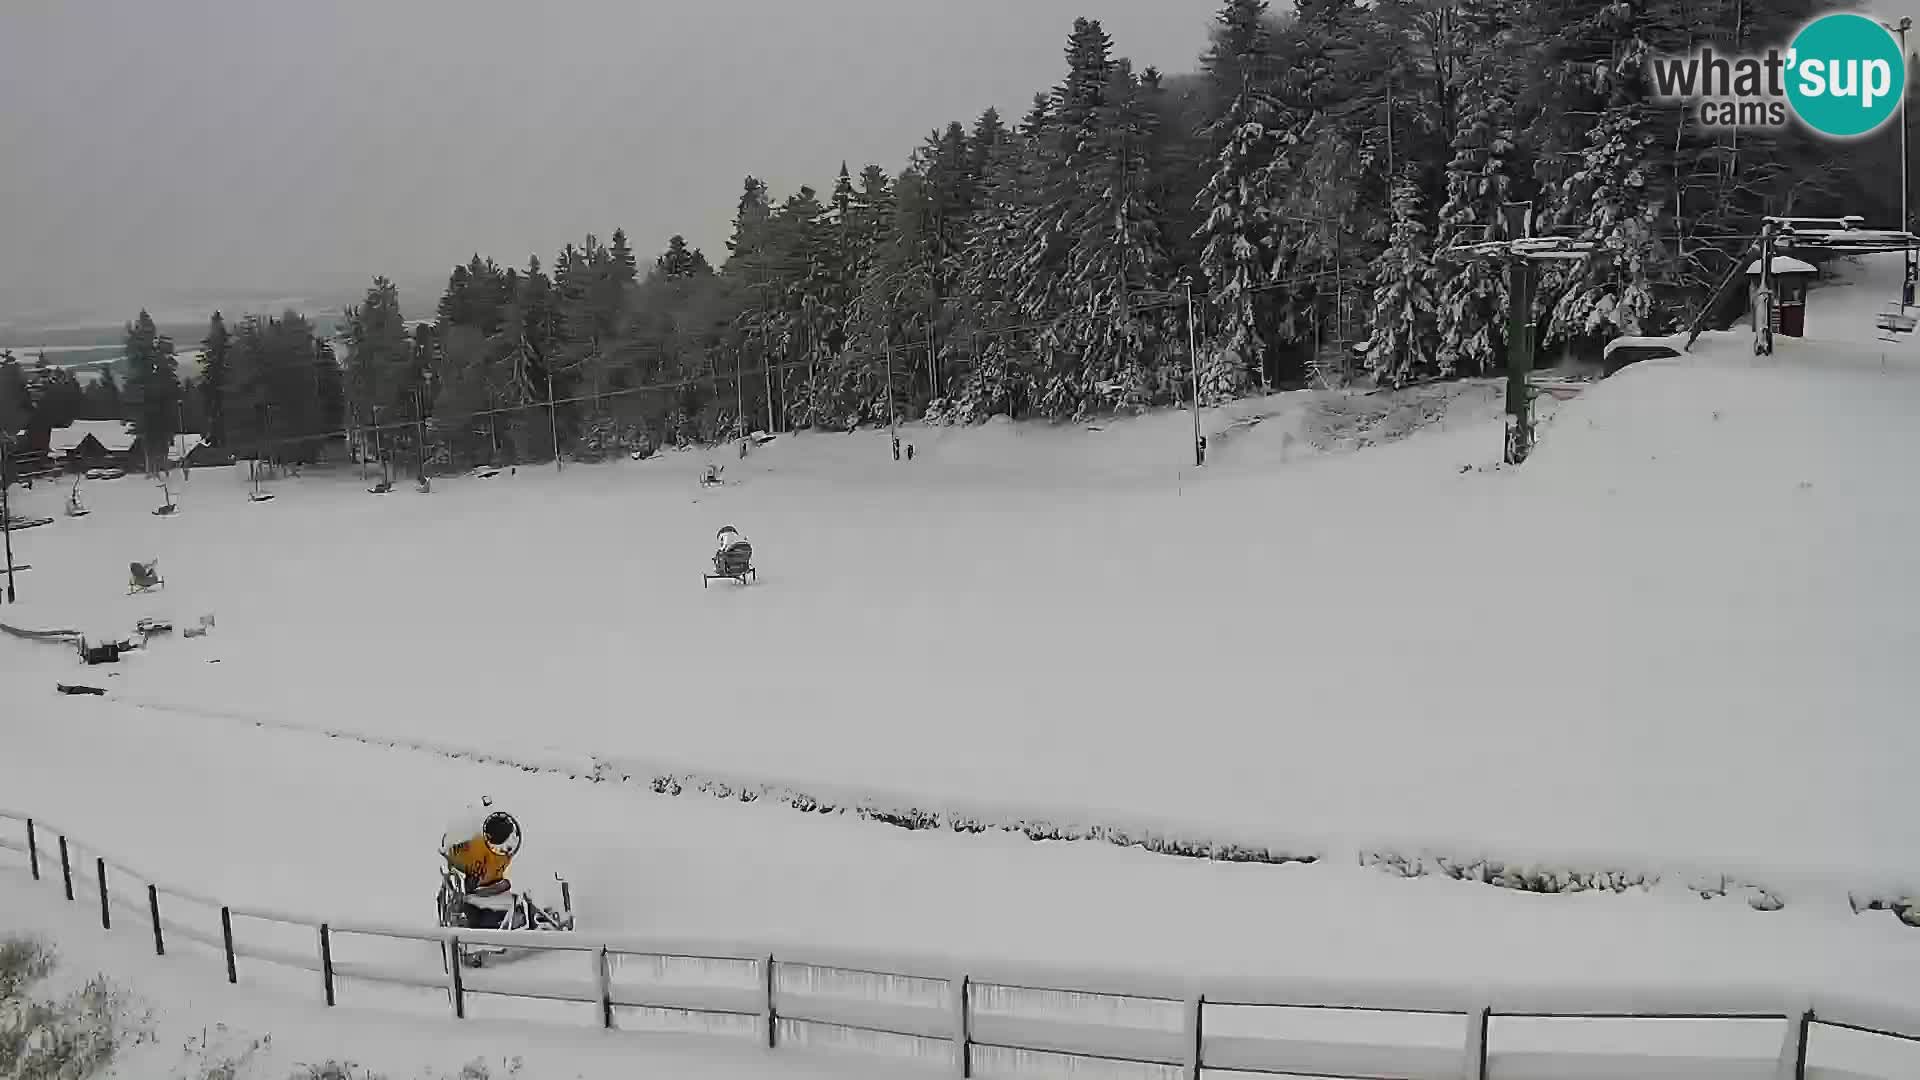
4, 809, 1920, 1079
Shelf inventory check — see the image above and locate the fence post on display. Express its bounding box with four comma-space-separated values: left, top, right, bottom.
220, 906, 237, 983
955, 975, 972, 1078
96, 858, 110, 929
597, 947, 613, 1030
318, 924, 336, 1006
147, 885, 164, 955
1791, 1009, 1812, 1080
449, 937, 465, 1019
58, 835, 72, 901
1465, 1006, 1489, 1080
764, 954, 777, 1048
1184, 995, 1203, 1080
25, 819, 38, 880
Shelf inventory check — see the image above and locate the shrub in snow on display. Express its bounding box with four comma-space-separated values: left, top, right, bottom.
1358, 852, 1790, 910
286, 1064, 384, 1080
0, 936, 136, 1080
183, 1024, 270, 1080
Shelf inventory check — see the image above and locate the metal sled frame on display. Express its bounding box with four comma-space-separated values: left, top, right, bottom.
437, 866, 575, 969
703, 566, 757, 587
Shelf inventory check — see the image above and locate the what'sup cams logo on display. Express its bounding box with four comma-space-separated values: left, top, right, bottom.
1649, 11, 1908, 137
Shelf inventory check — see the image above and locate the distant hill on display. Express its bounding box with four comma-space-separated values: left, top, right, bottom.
0, 270, 444, 349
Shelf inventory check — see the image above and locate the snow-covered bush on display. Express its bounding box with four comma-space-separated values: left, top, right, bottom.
0, 936, 130, 1080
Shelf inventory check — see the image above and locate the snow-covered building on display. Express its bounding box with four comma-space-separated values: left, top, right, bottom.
49, 419, 136, 466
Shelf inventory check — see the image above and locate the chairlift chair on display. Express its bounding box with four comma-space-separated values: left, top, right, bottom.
128, 560, 164, 594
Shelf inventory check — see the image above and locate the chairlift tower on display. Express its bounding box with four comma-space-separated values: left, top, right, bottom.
1442, 203, 1595, 464
1755, 216, 1920, 353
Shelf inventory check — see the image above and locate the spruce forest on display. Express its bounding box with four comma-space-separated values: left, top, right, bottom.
32, 0, 1902, 468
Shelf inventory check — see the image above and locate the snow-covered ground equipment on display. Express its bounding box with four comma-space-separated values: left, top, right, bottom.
128, 560, 163, 594
703, 540, 755, 587
435, 863, 575, 968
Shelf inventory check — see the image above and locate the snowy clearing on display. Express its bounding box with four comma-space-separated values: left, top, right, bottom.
3, 256, 1920, 1066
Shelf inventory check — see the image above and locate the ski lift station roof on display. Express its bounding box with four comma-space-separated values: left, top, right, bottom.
49, 420, 136, 455
1747, 255, 1818, 276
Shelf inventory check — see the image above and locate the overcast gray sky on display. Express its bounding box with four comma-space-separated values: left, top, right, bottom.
0, 0, 1216, 323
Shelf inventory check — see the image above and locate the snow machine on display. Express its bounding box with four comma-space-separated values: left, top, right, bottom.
704, 531, 755, 587
436, 864, 576, 968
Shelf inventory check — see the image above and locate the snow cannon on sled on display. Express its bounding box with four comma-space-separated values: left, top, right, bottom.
436, 864, 575, 968
703, 542, 755, 587
704, 526, 755, 587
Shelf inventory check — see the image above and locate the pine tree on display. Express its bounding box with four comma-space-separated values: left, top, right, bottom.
344, 277, 413, 429
1548, 3, 1674, 345
1023, 23, 1175, 416
609, 228, 638, 282
313, 336, 346, 437
967, 109, 1007, 187
656, 235, 703, 279
123, 310, 181, 470
830, 162, 856, 231
949, 96, 1051, 421
29, 360, 84, 430
0, 356, 27, 437
81, 367, 122, 421
1195, 0, 1285, 398
725, 176, 773, 268
1434, 7, 1524, 376
1362, 173, 1439, 386
201, 311, 232, 445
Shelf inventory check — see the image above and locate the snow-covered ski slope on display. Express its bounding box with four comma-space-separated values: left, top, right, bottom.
3, 254, 1919, 1020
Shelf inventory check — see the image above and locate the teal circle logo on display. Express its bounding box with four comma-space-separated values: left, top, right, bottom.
1786, 13, 1907, 138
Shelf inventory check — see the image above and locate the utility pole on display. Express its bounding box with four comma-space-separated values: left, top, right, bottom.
371, 405, 386, 488
1334, 222, 1347, 383
1897, 18, 1915, 308
1502, 203, 1535, 464
1385, 80, 1396, 187
547, 368, 560, 473
1186, 278, 1203, 467
929, 209, 941, 404
763, 323, 775, 435
886, 338, 898, 458
1, 433, 16, 603
734, 346, 745, 440
414, 386, 428, 486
